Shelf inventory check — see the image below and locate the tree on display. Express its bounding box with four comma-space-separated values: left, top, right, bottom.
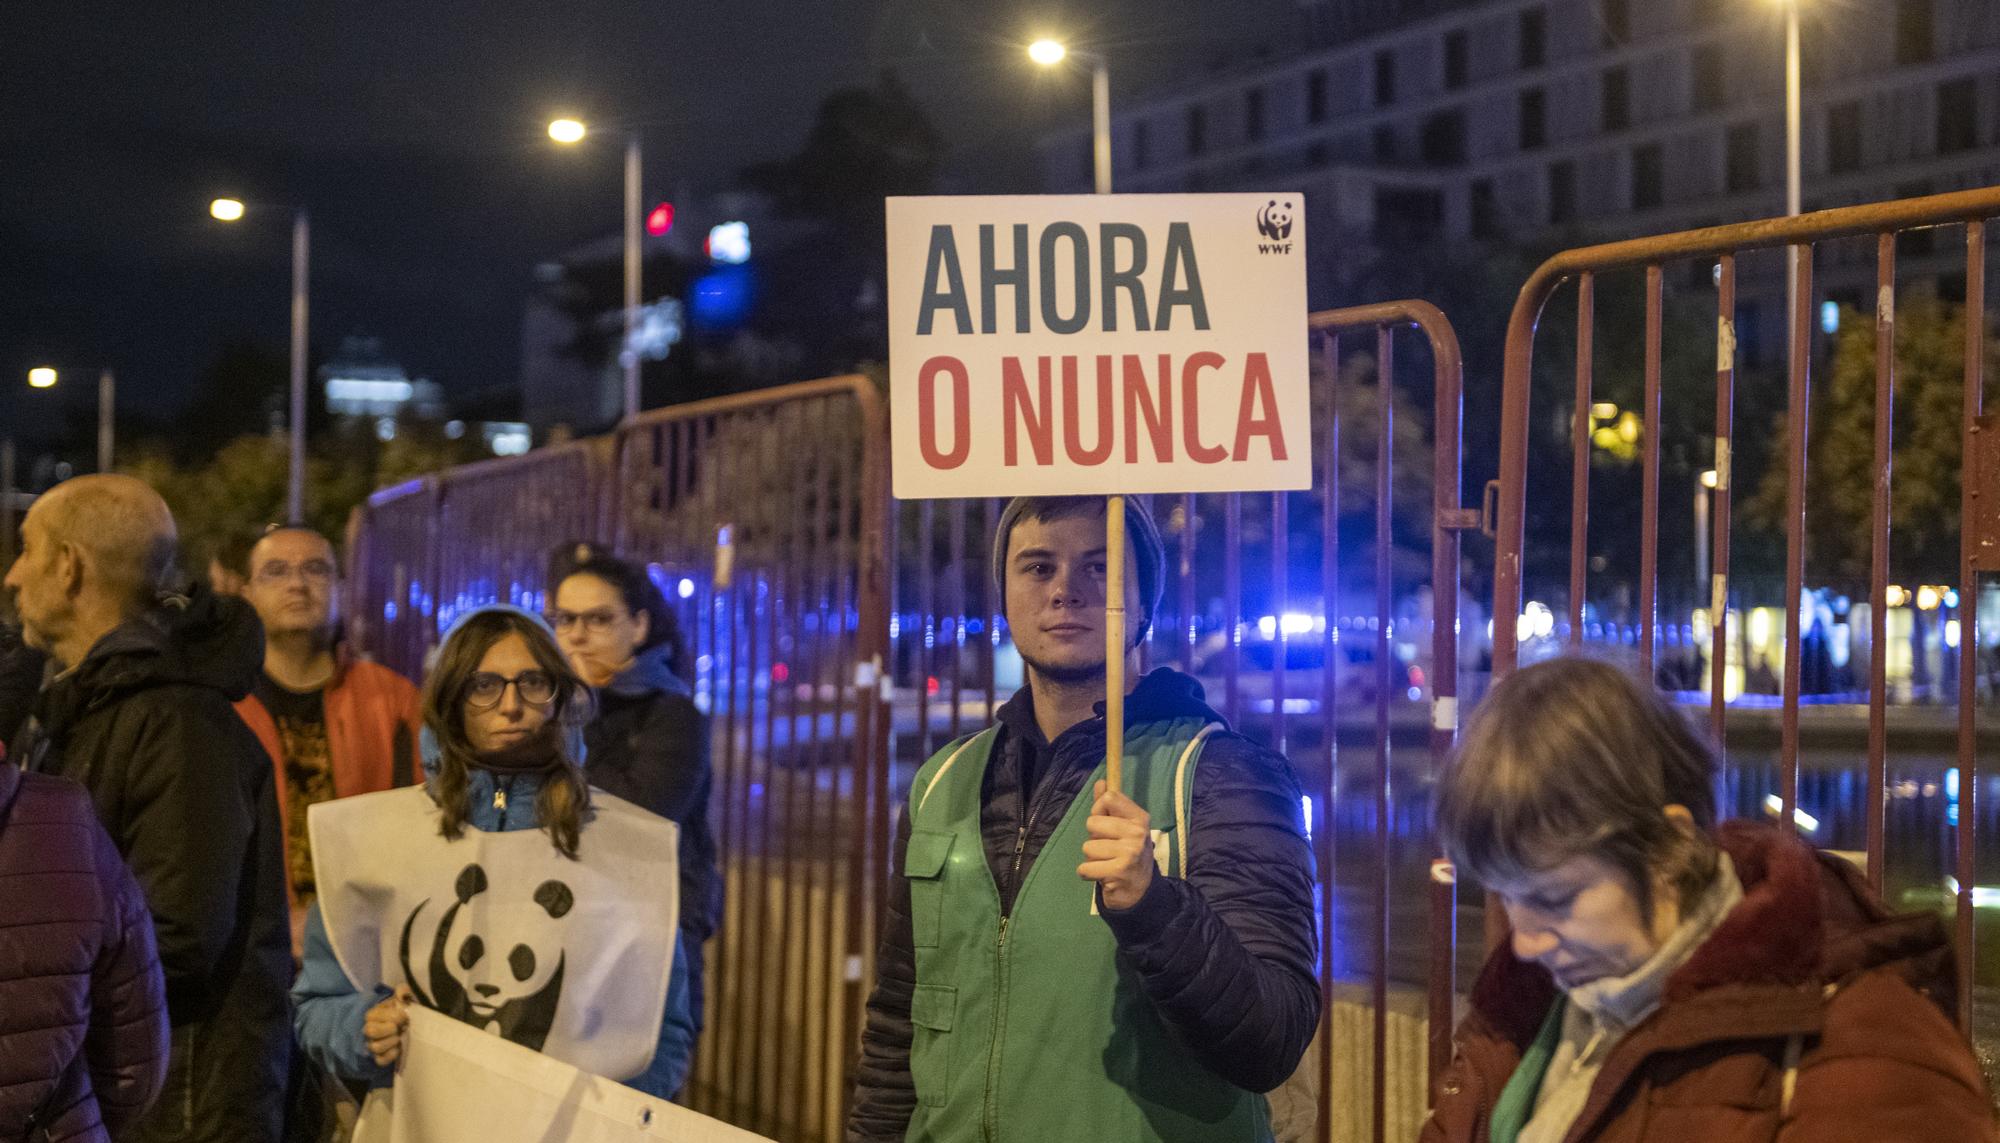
739, 71, 946, 375
740, 70, 945, 250
119, 414, 485, 578
1745, 291, 1998, 584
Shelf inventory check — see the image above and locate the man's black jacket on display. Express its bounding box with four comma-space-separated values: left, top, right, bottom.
18, 587, 291, 1141
847, 668, 1319, 1141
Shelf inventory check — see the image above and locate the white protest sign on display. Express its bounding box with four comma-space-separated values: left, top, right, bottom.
353, 1006, 773, 1143
887, 193, 1309, 499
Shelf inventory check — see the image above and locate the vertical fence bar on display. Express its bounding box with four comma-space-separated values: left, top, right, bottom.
948, 501, 966, 741
1315, 331, 1340, 1143
1639, 265, 1663, 680
1224, 494, 1243, 727
1781, 245, 1815, 827
1423, 307, 1465, 1093
1371, 326, 1394, 1143
1570, 273, 1595, 647
1954, 220, 1985, 1034
720, 421, 754, 1117
750, 420, 785, 1134
1867, 235, 1896, 895
983, 498, 1000, 724
1711, 257, 1736, 744
775, 407, 809, 1136
815, 420, 857, 1138
1179, 492, 1198, 672
1272, 489, 1290, 756
918, 500, 935, 760
847, 383, 893, 1137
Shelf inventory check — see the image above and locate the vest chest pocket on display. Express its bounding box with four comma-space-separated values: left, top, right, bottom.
905, 829, 954, 949
910, 983, 957, 1108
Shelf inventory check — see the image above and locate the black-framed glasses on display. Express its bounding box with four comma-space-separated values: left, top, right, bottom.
465, 670, 557, 710
544, 608, 628, 635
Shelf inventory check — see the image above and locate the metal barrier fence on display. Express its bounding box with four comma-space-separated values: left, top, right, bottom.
885, 301, 1469, 1143
1491, 186, 2000, 1038
346, 376, 891, 1142
341, 184, 2000, 1141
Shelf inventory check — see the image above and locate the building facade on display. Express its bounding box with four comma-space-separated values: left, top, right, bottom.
1039, 0, 2000, 357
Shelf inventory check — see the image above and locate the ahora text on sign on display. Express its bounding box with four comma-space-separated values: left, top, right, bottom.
887, 194, 1310, 499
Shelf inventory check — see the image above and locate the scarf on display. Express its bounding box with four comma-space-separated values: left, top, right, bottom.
470, 723, 566, 775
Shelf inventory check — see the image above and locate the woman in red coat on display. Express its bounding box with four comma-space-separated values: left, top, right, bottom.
1423, 657, 1995, 1143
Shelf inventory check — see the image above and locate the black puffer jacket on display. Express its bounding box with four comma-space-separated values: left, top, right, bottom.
0, 622, 45, 753
16, 587, 291, 1142
583, 643, 721, 942
0, 764, 168, 1142
848, 668, 1320, 1141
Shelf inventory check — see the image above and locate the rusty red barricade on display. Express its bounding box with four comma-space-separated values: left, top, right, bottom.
1491, 186, 2000, 1051
348, 376, 889, 1142
885, 301, 1469, 1143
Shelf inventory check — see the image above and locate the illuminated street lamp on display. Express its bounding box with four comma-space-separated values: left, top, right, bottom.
22, 365, 115, 472
209, 197, 310, 523
548, 115, 643, 423
1028, 38, 1110, 195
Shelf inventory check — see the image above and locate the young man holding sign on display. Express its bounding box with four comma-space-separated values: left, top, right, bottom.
849, 495, 1318, 1143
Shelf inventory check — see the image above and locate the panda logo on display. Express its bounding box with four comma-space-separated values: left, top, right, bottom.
1256, 199, 1295, 241
399, 863, 571, 1051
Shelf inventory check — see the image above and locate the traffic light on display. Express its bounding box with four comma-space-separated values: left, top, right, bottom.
645, 202, 675, 236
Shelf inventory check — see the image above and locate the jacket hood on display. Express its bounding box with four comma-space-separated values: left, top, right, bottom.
1468, 818, 1957, 1050
994, 666, 1225, 746
37, 585, 264, 737
420, 603, 587, 785
604, 641, 691, 701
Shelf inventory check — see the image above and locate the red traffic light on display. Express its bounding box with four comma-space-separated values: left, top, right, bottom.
645, 202, 675, 236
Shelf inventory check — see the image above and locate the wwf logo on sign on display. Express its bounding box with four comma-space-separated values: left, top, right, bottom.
1255, 199, 1295, 253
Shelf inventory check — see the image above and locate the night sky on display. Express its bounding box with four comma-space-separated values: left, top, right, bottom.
2, 0, 1303, 437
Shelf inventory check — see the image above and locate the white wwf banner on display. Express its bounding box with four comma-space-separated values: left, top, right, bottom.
310, 786, 679, 1080
353, 1006, 771, 1143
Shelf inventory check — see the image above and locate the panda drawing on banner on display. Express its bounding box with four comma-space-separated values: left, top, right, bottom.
400, 862, 571, 1051
309, 783, 680, 1082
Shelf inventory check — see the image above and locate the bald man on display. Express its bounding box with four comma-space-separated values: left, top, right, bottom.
5, 476, 291, 1143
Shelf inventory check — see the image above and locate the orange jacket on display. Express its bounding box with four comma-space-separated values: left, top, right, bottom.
234, 657, 422, 898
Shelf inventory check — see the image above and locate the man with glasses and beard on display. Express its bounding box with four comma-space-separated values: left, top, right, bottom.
848, 496, 1318, 1143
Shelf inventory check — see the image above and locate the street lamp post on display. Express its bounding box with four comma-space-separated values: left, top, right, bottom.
210, 197, 311, 524
25, 366, 116, 473
1029, 39, 1111, 194
1783, 0, 1803, 384
549, 118, 643, 423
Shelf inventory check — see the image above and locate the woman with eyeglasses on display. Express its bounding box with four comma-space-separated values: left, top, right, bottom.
546, 544, 720, 1039
289, 605, 698, 1118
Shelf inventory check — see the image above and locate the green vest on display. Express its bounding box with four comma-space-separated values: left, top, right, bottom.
903, 717, 1273, 1143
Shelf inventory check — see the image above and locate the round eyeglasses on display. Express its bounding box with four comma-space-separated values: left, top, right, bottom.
464, 670, 557, 710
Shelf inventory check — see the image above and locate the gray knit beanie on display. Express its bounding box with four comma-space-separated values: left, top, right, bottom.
991, 496, 1165, 640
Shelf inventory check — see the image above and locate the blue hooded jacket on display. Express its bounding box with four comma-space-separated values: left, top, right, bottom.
290, 608, 697, 1099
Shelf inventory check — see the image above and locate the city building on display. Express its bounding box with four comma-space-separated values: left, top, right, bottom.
320, 334, 528, 454
320, 335, 447, 438
1039, 0, 2000, 361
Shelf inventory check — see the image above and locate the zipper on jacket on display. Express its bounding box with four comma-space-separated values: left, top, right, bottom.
1001, 730, 1079, 914
984, 913, 1012, 1141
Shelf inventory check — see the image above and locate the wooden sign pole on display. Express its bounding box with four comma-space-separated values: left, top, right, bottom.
1105, 494, 1126, 793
